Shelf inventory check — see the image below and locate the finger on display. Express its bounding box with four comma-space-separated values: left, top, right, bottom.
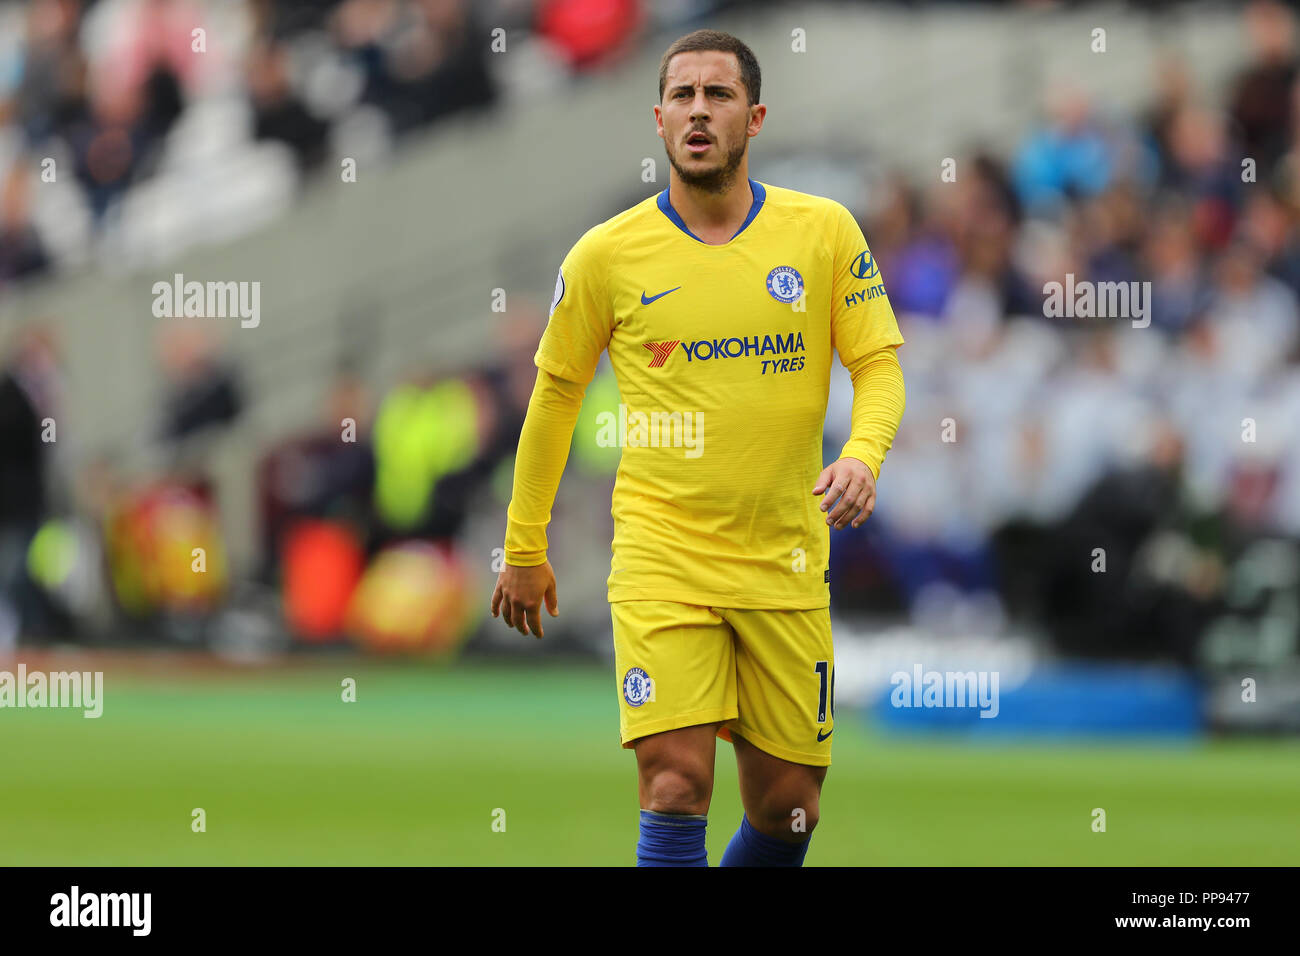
811, 464, 835, 496
828, 479, 864, 525
490, 581, 502, 617
847, 494, 878, 530
527, 604, 544, 640
500, 595, 514, 628
833, 481, 869, 527
821, 476, 851, 514
515, 605, 531, 636
545, 581, 558, 616
820, 477, 843, 511
835, 490, 868, 528
851, 489, 877, 528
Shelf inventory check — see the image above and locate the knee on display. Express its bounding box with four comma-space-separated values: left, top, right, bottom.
789, 802, 820, 837
643, 767, 712, 815
752, 782, 823, 841
756, 802, 819, 840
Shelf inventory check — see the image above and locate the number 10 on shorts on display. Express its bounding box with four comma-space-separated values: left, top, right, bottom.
814, 660, 835, 723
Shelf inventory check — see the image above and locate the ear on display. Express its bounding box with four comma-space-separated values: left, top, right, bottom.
653, 104, 665, 139
747, 103, 767, 137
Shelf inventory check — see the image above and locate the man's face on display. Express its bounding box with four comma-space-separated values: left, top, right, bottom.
655, 50, 763, 194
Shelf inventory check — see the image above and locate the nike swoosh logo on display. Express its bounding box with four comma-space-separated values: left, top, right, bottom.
641, 287, 681, 305
817, 728, 833, 742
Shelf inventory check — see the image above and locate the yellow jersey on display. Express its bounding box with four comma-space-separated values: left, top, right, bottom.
532, 179, 903, 609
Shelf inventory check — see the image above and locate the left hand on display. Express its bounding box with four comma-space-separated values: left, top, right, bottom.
812, 457, 876, 529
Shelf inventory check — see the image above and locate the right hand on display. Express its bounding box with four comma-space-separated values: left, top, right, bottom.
490, 561, 559, 639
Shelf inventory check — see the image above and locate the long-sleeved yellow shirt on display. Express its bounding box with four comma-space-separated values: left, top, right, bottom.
504, 181, 905, 609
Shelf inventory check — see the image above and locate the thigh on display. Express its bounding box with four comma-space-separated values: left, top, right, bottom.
719, 606, 834, 767
610, 600, 738, 750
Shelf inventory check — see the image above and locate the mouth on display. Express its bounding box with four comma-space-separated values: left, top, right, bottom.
685, 130, 713, 155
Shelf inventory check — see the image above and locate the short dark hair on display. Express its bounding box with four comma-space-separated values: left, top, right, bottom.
658, 30, 761, 106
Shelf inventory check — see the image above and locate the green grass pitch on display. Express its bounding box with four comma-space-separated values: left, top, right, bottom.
1, 659, 1297, 865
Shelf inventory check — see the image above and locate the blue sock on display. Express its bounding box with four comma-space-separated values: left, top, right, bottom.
636, 809, 709, 866
718, 814, 811, 867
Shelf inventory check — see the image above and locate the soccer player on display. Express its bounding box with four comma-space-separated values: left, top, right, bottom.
490, 29, 905, 866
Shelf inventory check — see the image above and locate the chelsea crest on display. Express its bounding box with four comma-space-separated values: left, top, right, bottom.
766, 265, 804, 304
623, 667, 653, 707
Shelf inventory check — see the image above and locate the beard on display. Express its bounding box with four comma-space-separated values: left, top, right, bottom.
665, 132, 747, 194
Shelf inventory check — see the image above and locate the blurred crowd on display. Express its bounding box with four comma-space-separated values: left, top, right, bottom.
826, 0, 1300, 667
0, 302, 547, 653
0, 0, 763, 289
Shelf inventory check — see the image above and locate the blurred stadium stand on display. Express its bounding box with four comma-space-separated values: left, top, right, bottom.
0, 0, 1297, 732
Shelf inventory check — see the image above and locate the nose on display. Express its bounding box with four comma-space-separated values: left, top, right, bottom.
690, 91, 711, 121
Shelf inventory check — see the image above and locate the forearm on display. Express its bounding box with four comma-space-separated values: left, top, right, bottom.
839, 346, 905, 480
503, 367, 588, 566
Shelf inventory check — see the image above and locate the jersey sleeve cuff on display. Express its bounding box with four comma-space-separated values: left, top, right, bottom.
505, 513, 550, 563
504, 547, 548, 567
838, 441, 882, 481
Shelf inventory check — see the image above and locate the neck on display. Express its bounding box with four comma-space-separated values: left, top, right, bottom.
668, 164, 754, 242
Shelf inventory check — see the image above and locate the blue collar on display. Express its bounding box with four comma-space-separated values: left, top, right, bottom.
657, 178, 766, 244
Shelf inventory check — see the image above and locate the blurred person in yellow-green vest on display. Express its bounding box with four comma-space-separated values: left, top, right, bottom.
372, 376, 479, 542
